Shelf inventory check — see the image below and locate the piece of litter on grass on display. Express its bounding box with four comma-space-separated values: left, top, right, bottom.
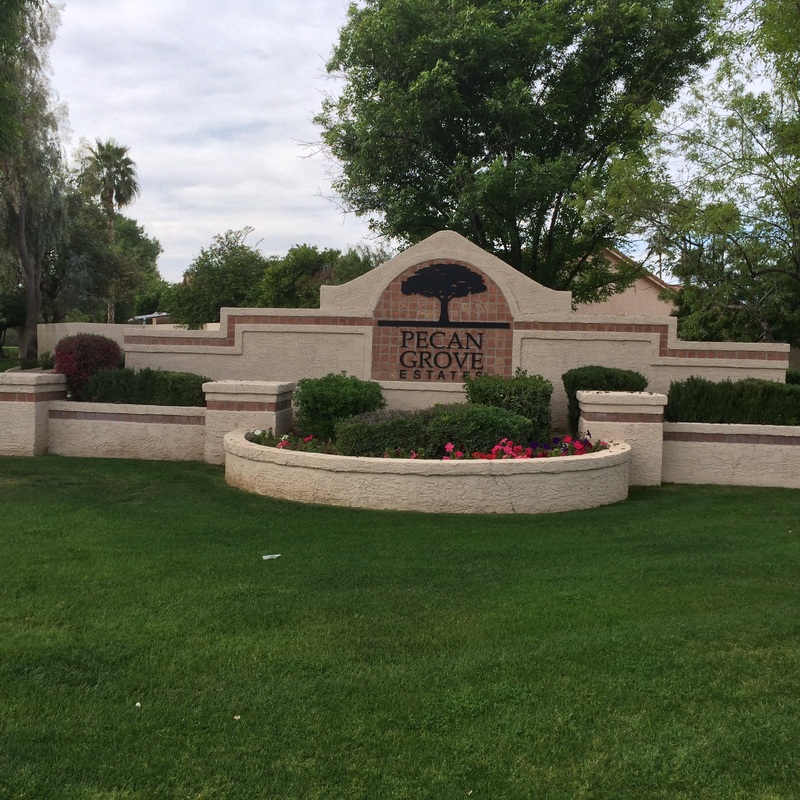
262, 554, 281, 560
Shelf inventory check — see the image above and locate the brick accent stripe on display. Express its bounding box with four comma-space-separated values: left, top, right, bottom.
582, 411, 664, 423
124, 314, 372, 348
123, 309, 785, 364
0, 390, 67, 403
49, 409, 205, 426
517, 321, 786, 361
664, 430, 800, 446
207, 400, 291, 412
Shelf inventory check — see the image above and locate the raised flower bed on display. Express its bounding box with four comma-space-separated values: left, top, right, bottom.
223, 430, 631, 514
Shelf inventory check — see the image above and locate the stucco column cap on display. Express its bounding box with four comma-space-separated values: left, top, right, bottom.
0, 371, 67, 390
202, 380, 296, 396
577, 390, 667, 408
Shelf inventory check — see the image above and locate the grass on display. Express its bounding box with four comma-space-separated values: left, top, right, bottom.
1, 456, 799, 799
0, 355, 19, 372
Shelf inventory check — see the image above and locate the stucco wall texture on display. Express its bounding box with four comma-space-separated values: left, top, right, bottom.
223, 431, 632, 514
41, 230, 783, 432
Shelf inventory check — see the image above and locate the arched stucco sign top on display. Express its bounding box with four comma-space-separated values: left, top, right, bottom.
371, 259, 513, 382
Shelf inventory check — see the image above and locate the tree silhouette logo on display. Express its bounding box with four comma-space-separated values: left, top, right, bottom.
401, 263, 487, 325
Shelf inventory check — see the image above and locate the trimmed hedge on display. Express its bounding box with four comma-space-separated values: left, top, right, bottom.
665, 376, 800, 425
464, 369, 552, 443
562, 365, 648, 435
335, 403, 535, 458
294, 372, 385, 440
786, 368, 800, 386
55, 334, 123, 400
335, 409, 433, 457
83, 368, 210, 407
424, 403, 536, 458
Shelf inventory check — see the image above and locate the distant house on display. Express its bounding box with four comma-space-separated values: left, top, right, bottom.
574, 249, 678, 317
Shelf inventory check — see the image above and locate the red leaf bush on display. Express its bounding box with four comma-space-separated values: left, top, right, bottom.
55, 333, 123, 400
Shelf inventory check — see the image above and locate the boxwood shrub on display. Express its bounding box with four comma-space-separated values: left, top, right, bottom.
464, 369, 552, 443
424, 403, 535, 458
786, 368, 800, 386
83, 367, 210, 407
562, 365, 648, 435
55, 333, 123, 400
335, 408, 433, 457
335, 403, 534, 458
666, 376, 800, 425
294, 372, 385, 440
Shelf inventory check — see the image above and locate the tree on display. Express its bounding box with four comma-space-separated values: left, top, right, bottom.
0, 283, 25, 357
161, 228, 270, 328
39, 198, 164, 324
316, 0, 722, 302
80, 138, 140, 323
401, 263, 486, 324
0, 1, 66, 358
255, 243, 383, 308
0, 0, 33, 157
627, 0, 800, 345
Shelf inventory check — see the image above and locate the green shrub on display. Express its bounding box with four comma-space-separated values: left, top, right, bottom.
424, 403, 535, 457
83, 368, 209, 407
786, 368, 800, 385
562, 365, 648, 435
666, 376, 800, 425
294, 372, 386, 440
39, 351, 55, 370
335, 408, 433, 457
464, 369, 552, 442
54, 333, 123, 400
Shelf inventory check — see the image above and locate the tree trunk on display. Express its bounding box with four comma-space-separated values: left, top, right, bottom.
15, 204, 40, 359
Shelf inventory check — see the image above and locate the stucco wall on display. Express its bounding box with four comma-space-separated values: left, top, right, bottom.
47, 401, 206, 461
575, 274, 676, 317
662, 422, 800, 488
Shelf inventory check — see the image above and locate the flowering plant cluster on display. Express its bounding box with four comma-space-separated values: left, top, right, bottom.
468, 433, 608, 460
248, 428, 608, 460
247, 430, 337, 454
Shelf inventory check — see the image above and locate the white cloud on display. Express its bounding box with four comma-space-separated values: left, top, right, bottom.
50, 0, 375, 281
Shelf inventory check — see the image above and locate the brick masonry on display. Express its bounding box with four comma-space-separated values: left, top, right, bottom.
371, 260, 514, 382
206, 399, 291, 412
664, 430, 800, 446
0, 391, 67, 403
517, 321, 786, 361
49, 409, 205, 426
582, 411, 664, 423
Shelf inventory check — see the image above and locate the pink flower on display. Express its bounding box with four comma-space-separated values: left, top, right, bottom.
455, 451, 464, 459
442, 456, 451, 461
303, 435, 314, 443
444, 442, 455, 453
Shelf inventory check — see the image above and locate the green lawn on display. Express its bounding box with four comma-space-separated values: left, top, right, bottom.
1, 456, 799, 799
0, 356, 19, 373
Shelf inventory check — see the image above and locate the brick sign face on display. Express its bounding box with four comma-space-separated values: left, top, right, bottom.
371, 260, 513, 382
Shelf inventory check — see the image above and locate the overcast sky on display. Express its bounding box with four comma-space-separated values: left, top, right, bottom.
49, 0, 376, 283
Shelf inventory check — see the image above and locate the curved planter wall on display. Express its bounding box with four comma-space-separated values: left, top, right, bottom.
223, 431, 631, 514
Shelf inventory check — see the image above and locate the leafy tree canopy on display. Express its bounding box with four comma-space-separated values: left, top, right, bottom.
255, 243, 385, 308
0, 0, 65, 357
316, 0, 723, 303
161, 228, 272, 328
625, 0, 800, 345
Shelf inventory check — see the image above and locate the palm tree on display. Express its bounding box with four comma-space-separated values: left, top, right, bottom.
83, 139, 140, 322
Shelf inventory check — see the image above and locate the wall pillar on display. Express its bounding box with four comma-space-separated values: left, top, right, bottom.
577, 391, 667, 486
203, 381, 295, 465
0, 372, 68, 456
